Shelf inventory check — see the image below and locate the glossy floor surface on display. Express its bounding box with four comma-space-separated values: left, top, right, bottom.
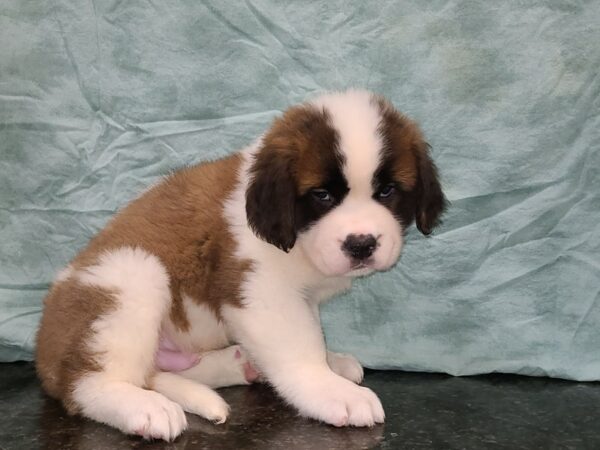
1, 363, 599, 449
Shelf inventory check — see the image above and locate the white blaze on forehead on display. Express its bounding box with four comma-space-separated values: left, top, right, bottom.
311, 90, 383, 197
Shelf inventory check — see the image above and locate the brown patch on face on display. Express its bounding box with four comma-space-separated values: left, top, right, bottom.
373, 95, 447, 234
246, 105, 347, 251
36, 153, 252, 411
35, 278, 117, 413
263, 105, 343, 193
373, 96, 422, 190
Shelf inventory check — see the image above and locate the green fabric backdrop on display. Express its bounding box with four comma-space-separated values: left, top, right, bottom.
1, 1, 599, 380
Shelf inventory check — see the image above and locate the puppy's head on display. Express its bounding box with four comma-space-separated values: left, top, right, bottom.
246, 90, 446, 277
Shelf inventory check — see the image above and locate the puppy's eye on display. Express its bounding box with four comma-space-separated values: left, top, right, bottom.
311, 188, 333, 203
378, 183, 396, 199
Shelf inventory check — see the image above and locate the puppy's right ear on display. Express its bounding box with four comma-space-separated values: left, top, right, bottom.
245, 146, 297, 252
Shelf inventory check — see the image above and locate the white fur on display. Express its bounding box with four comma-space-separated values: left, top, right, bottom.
221, 275, 383, 427
217, 92, 404, 427
311, 89, 382, 196
152, 372, 230, 423
73, 373, 187, 440
301, 196, 403, 276
71, 248, 188, 439
76, 247, 170, 385
60, 91, 414, 439
68, 248, 259, 440
299, 90, 405, 276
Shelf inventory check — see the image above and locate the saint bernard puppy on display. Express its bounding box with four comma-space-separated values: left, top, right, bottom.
36, 90, 446, 441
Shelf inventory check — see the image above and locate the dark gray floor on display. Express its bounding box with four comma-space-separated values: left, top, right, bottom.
1, 362, 599, 449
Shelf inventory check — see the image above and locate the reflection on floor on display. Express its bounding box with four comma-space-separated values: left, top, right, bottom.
1, 362, 599, 449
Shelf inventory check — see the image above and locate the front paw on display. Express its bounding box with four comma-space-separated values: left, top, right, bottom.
297, 373, 384, 427
327, 352, 364, 384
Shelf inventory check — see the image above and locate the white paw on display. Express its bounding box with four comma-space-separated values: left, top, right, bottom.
123, 390, 187, 441
182, 385, 231, 424
327, 352, 364, 384
297, 373, 385, 427
151, 372, 231, 424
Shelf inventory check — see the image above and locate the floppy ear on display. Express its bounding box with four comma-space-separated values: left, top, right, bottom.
415, 143, 447, 235
245, 147, 297, 252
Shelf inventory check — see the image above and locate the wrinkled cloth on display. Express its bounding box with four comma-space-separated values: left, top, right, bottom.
1, 1, 599, 381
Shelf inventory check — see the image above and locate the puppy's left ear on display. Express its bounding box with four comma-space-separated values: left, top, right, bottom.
415, 143, 447, 235
245, 147, 297, 252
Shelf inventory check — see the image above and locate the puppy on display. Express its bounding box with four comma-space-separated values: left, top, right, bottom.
35, 90, 446, 440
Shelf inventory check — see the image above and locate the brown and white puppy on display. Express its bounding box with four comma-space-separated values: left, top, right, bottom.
36, 90, 446, 441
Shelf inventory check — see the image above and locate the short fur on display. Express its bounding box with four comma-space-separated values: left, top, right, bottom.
36, 90, 446, 441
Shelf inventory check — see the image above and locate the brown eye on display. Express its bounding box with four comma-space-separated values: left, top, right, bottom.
378, 183, 396, 199
311, 188, 333, 203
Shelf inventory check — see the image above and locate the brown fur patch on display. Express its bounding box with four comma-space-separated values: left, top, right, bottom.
70, 153, 251, 322
35, 278, 117, 413
262, 105, 342, 194
245, 105, 345, 251
373, 95, 447, 234
36, 153, 251, 410
373, 95, 422, 190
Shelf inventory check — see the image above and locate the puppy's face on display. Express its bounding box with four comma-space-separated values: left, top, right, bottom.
246, 91, 446, 277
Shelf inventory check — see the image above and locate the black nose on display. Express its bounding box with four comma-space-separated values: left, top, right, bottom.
342, 234, 377, 260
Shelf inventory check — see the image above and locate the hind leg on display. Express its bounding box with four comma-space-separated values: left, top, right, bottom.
68, 248, 187, 440
175, 345, 261, 388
